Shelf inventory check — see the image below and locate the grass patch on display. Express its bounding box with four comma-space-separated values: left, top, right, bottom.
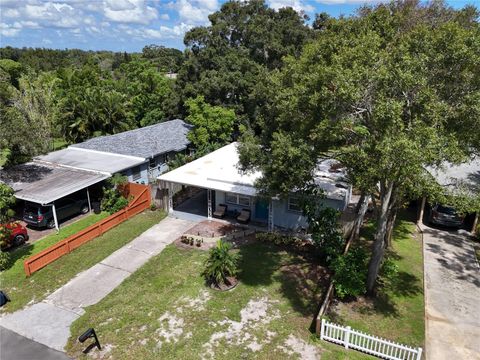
65, 241, 360, 359
327, 210, 424, 348
0, 210, 165, 313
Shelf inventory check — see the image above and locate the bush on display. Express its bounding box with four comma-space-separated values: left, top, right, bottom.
310, 208, 345, 264
378, 256, 399, 287
202, 240, 239, 286
0, 250, 11, 270
101, 175, 129, 214
331, 247, 368, 299
256, 232, 297, 246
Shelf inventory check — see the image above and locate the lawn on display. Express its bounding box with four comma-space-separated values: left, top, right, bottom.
66, 241, 334, 359
327, 211, 425, 349
0, 210, 165, 313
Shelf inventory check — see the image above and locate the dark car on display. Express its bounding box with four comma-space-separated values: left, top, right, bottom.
23, 197, 89, 229
429, 204, 464, 228
0, 222, 29, 250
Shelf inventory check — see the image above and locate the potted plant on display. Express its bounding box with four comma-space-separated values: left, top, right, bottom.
202, 240, 239, 290
196, 238, 203, 247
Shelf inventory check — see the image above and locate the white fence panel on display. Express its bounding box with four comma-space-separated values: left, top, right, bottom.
320, 319, 423, 360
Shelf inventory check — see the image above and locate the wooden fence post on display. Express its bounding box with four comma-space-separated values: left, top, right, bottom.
24, 261, 31, 277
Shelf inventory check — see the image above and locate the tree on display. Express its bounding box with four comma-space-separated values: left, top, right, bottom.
176, 0, 313, 125
185, 96, 235, 150
239, 1, 480, 294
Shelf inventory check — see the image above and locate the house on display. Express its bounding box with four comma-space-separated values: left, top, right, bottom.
0, 119, 192, 230
157, 142, 352, 231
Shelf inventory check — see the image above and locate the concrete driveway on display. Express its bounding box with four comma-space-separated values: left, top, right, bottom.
0, 216, 195, 353
421, 224, 480, 360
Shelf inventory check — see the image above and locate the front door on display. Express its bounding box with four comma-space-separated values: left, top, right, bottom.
255, 199, 269, 222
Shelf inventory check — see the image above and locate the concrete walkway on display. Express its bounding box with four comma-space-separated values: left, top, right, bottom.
421, 225, 480, 360
0, 216, 194, 352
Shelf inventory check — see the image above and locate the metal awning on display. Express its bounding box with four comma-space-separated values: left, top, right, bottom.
0, 162, 110, 205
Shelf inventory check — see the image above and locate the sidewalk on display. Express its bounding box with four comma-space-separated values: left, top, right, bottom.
421, 224, 480, 360
0, 216, 194, 352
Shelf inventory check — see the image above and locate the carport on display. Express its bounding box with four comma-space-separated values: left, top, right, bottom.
0, 162, 109, 231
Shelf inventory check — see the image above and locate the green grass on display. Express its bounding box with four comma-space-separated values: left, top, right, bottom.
66, 242, 362, 360
327, 211, 425, 349
0, 210, 165, 313
51, 137, 68, 151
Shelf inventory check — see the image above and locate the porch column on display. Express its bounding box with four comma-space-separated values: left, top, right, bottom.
417, 196, 426, 226
52, 203, 59, 232
472, 212, 478, 235
168, 182, 173, 213
268, 198, 274, 232
207, 189, 212, 219
86, 187, 92, 212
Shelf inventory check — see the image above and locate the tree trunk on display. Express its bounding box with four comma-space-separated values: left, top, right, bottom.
366, 181, 394, 295
384, 209, 397, 248
350, 192, 369, 243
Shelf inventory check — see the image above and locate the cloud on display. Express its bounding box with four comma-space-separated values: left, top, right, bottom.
0, 23, 21, 37
174, 0, 219, 25
268, 0, 315, 13
103, 0, 158, 25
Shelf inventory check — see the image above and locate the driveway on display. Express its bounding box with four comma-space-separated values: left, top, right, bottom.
421, 225, 480, 360
0, 326, 70, 360
0, 216, 195, 353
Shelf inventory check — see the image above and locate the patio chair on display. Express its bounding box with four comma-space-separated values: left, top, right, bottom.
237, 209, 251, 224
213, 204, 227, 218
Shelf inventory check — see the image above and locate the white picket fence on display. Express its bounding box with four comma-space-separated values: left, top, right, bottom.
320, 319, 423, 360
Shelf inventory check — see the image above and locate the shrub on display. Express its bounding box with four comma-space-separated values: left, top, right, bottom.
202, 240, 239, 286
378, 256, 399, 287
0, 250, 11, 271
331, 247, 368, 299
310, 208, 345, 265
101, 175, 129, 214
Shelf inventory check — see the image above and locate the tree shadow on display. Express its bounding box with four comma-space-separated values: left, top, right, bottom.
3, 242, 34, 271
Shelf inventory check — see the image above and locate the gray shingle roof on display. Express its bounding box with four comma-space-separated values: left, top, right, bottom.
70, 119, 192, 159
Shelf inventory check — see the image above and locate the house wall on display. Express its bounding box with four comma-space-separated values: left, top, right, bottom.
215, 190, 348, 230
122, 162, 149, 184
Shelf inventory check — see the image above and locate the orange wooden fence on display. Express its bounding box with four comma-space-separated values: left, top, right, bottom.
23, 183, 151, 277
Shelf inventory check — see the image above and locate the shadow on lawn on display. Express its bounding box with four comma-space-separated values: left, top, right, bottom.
3, 243, 34, 271
238, 242, 328, 322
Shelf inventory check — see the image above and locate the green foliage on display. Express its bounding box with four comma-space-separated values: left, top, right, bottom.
0, 250, 11, 271
256, 232, 298, 246
331, 247, 368, 299
0, 183, 15, 223
100, 175, 129, 214
378, 256, 399, 288
309, 208, 345, 265
202, 240, 239, 286
185, 96, 235, 149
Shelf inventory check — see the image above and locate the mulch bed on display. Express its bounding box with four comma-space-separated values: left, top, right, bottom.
210, 277, 238, 291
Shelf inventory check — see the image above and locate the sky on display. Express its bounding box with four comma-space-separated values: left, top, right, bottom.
0, 0, 478, 52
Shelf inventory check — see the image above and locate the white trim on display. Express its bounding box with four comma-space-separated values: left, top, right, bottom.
67, 146, 146, 161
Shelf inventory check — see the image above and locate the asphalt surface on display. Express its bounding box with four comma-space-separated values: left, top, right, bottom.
0, 326, 70, 360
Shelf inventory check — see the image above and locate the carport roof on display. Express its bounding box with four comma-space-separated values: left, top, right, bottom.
35, 147, 145, 174
0, 162, 109, 204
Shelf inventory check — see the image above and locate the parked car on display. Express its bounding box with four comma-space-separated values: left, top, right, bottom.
23, 197, 89, 229
0, 222, 29, 250
429, 204, 464, 228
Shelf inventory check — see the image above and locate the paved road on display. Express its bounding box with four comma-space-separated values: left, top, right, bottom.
0, 326, 70, 360
422, 225, 480, 360
0, 216, 195, 353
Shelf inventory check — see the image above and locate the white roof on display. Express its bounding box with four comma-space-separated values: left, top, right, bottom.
159, 143, 260, 196
158, 142, 351, 201
35, 147, 145, 174
428, 157, 480, 195
0, 162, 109, 204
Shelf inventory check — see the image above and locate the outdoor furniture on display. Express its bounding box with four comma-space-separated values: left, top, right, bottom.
236, 209, 251, 224
213, 204, 228, 218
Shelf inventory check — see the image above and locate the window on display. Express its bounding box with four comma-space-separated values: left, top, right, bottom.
288, 196, 302, 213
132, 166, 141, 181
149, 157, 156, 168
225, 192, 250, 207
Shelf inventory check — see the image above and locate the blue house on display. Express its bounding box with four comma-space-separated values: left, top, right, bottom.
158, 142, 352, 231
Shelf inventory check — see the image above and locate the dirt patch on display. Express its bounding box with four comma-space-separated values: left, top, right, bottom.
278, 335, 322, 360
185, 220, 246, 238
202, 297, 280, 358
155, 312, 185, 349
87, 343, 115, 359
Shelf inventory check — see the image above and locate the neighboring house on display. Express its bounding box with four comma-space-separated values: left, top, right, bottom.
158, 142, 352, 231
69, 119, 192, 184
